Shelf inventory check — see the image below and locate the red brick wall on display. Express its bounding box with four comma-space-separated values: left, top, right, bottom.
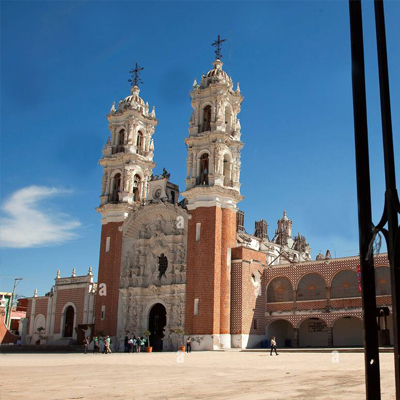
231, 260, 242, 335
94, 221, 123, 336
35, 298, 49, 318
231, 247, 267, 335
185, 206, 221, 335
54, 288, 85, 334
220, 208, 237, 335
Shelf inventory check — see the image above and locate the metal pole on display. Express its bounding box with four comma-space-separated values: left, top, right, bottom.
6, 278, 23, 329
349, 1, 381, 398
374, 0, 400, 396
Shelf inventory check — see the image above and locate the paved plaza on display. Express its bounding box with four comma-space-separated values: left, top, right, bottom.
0, 351, 396, 399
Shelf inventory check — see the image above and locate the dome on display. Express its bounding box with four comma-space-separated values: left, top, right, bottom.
124, 85, 145, 105
203, 59, 231, 86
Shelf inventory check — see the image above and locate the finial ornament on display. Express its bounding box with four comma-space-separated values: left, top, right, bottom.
110, 101, 116, 112
212, 35, 226, 60
72, 268, 76, 277
236, 82, 240, 92
193, 78, 197, 87
56, 270, 60, 279
34, 289, 38, 297
88, 266, 93, 276
128, 62, 144, 87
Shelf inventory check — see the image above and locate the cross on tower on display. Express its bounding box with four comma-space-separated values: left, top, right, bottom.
211, 35, 226, 60
128, 62, 144, 87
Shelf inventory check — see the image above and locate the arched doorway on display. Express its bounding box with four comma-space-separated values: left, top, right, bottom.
149, 303, 166, 352
333, 317, 363, 347
298, 318, 329, 347
63, 306, 75, 337
266, 320, 294, 348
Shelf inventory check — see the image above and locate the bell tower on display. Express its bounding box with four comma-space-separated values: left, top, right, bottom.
183, 38, 244, 350
95, 64, 157, 337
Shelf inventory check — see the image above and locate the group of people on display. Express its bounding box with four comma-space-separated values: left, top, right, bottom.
124, 335, 147, 353
83, 335, 112, 354
83, 334, 277, 355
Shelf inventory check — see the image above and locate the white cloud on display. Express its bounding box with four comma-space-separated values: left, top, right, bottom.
0, 186, 81, 248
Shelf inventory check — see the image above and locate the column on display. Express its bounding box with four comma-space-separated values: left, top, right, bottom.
326, 287, 331, 310
328, 326, 333, 347
293, 328, 299, 348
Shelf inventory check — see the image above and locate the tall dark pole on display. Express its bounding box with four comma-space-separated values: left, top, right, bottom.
349, 1, 381, 399
374, 0, 400, 396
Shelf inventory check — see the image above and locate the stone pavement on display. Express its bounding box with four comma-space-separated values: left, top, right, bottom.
0, 351, 396, 399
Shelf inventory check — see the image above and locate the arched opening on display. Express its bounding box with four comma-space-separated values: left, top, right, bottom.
225, 106, 232, 132
158, 254, 168, 278
375, 266, 391, 296
298, 318, 329, 347
202, 105, 211, 132
223, 154, 232, 186
198, 153, 209, 185
267, 277, 293, 303
117, 129, 125, 153
133, 174, 141, 202
136, 131, 144, 155
148, 303, 166, 352
297, 273, 326, 300
110, 173, 121, 203
266, 320, 294, 348
34, 314, 46, 333
333, 317, 363, 347
63, 306, 75, 338
331, 270, 359, 298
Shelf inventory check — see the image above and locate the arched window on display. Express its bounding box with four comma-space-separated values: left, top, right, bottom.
202, 105, 211, 132
63, 306, 75, 338
375, 267, 391, 296
111, 173, 121, 203
198, 153, 209, 185
331, 270, 359, 298
267, 277, 293, 303
136, 131, 144, 155
223, 154, 232, 186
158, 254, 168, 278
297, 273, 326, 300
133, 174, 141, 202
116, 129, 125, 153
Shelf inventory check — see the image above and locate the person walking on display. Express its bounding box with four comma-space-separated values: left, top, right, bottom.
132, 336, 137, 353
140, 337, 146, 352
186, 336, 192, 353
93, 336, 99, 354
136, 336, 141, 353
124, 335, 129, 353
270, 336, 279, 356
128, 337, 133, 353
83, 336, 89, 354
105, 335, 112, 354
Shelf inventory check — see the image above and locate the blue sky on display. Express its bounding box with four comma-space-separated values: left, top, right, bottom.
1, 0, 399, 299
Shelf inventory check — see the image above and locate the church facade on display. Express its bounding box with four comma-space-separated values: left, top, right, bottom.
20, 52, 395, 350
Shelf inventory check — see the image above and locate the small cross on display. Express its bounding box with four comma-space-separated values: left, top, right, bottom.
128, 62, 144, 87
211, 35, 226, 60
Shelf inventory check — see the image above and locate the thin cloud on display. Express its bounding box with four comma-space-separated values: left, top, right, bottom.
0, 186, 81, 249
